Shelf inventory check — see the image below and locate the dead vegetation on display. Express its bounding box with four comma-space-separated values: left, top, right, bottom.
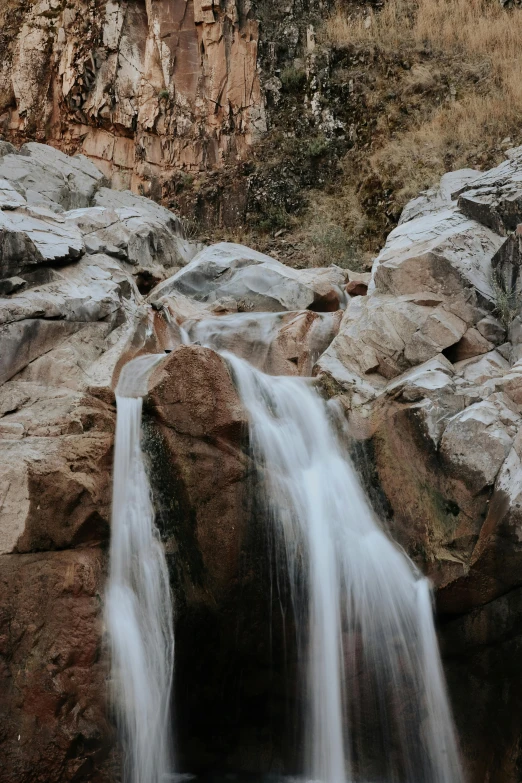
325, 0, 522, 222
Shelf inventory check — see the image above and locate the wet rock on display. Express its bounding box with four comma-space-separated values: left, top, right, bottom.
186, 309, 342, 376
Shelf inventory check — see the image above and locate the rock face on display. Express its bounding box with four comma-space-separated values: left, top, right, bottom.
316, 149, 522, 781
0, 549, 116, 783
0, 0, 264, 192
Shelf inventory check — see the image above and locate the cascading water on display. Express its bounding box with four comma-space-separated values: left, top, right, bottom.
221, 350, 463, 783
106, 354, 174, 783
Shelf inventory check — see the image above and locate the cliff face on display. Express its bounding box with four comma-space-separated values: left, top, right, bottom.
0, 0, 264, 192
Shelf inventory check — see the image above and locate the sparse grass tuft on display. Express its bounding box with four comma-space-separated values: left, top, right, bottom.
492, 271, 519, 328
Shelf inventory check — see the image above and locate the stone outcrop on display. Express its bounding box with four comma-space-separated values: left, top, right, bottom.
153, 241, 347, 312
315, 149, 522, 780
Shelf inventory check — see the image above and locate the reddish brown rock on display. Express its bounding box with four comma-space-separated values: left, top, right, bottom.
0, 548, 116, 783
0, 0, 264, 193
346, 280, 368, 297
148, 345, 248, 598
0, 383, 114, 555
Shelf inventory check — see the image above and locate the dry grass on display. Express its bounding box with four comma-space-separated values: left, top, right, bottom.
325, 0, 522, 204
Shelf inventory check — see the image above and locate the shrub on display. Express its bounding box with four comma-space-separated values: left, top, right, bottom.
280, 66, 307, 93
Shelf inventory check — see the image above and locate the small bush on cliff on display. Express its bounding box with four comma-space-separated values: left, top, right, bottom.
281, 66, 307, 93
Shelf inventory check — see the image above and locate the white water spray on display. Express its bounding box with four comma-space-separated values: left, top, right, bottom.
223, 351, 463, 783
106, 354, 174, 783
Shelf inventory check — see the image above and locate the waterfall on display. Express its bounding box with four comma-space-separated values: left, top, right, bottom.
106, 354, 174, 783
223, 351, 463, 783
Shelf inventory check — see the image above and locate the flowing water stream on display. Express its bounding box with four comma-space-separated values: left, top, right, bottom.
106, 355, 174, 783
106, 318, 463, 783
221, 351, 463, 783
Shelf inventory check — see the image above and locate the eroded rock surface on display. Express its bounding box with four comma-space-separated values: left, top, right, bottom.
317, 150, 522, 623
0, 0, 264, 192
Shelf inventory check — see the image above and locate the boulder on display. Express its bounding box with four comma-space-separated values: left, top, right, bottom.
0, 254, 140, 385
0, 208, 84, 278
0, 142, 106, 212
0, 382, 114, 554
316, 293, 469, 395
152, 242, 346, 313
65, 201, 194, 284
439, 395, 520, 494
0, 178, 27, 209
455, 146, 522, 234
372, 206, 503, 302
445, 327, 494, 362
467, 427, 522, 602
475, 315, 506, 345
398, 168, 479, 224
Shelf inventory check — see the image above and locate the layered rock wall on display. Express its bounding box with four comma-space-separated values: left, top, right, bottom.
0, 0, 264, 193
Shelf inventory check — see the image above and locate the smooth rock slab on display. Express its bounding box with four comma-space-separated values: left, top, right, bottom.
0, 208, 84, 278
153, 242, 346, 312
0, 142, 105, 212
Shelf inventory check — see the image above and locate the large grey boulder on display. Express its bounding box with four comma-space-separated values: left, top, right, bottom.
65, 201, 196, 282
372, 206, 504, 301
0, 142, 106, 212
0, 253, 140, 385
152, 242, 347, 312
439, 395, 520, 493
456, 146, 522, 235
316, 293, 469, 399
399, 168, 479, 225
0, 208, 84, 278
